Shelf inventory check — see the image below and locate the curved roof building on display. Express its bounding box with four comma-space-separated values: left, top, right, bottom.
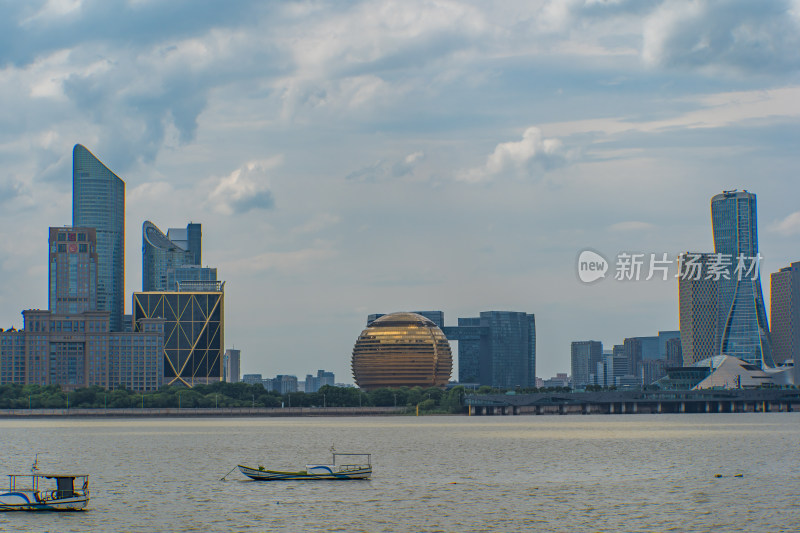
73, 144, 125, 331
142, 221, 195, 291
352, 312, 452, 390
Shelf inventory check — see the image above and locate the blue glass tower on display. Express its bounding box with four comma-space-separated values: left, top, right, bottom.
73, 144, 125, 332
443, 311, 536, 388
711, 190, 774, 368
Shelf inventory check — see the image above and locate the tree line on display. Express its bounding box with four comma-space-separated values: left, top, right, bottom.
0, 382, 469, 414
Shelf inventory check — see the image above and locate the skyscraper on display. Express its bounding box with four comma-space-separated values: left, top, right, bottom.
444, 311, 536, 389
770, 261, 800, 366
142, 221, 197, 291
48, 227, 98, 315
679, 252, 719, 365
73, 144, 125, 332
570, 340, 602, 388
710, 190, 774, 368
133, 282, 225, 387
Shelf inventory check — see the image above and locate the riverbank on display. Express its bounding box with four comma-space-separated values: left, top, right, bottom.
0, 406, 408, 418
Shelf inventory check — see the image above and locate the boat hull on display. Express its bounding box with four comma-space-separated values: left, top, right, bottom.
238, 465, 371, 481
0, 491, 88, 512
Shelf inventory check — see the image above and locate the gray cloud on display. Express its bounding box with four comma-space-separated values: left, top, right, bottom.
643, 0, 800, 74
346, 151, 425, 182
208, 159, 278, 215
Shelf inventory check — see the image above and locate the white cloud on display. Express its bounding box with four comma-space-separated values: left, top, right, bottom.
458, 127, 565, 182
208, 158, 280, 215
22, 0, 83, 26
770, 211, 800, 236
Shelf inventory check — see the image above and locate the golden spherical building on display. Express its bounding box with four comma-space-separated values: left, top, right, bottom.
351, 312, 453, 390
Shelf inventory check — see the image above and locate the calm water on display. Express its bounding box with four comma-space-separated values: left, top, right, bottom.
0, 414, 798, 532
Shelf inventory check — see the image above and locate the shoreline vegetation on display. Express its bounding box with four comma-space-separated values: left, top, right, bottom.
0, 382, 469, 415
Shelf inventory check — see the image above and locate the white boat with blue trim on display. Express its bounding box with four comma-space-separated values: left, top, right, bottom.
0, 459, 89, 511
238, 452, 372, 481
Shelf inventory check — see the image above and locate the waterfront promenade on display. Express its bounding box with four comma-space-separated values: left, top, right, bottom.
0, 406, 407, 418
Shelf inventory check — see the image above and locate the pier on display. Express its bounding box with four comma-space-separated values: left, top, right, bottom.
464, 389, 800, 415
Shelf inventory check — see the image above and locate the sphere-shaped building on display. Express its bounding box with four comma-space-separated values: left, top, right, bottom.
352, 312, 453, 390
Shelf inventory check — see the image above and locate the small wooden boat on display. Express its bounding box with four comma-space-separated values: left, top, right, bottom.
0, 459, 89, 511
238, 452, 372, 481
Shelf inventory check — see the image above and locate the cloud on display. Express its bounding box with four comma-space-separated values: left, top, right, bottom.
0, 179, 32, 207
770, 211, 800, 236
346, 151, 426, 182
221, 245, 336, 276
458, 127, 565, 182
609, 221, 655, 232
642, 0, 800, 74
291, 213, 341, 235
208, 159, 278, 215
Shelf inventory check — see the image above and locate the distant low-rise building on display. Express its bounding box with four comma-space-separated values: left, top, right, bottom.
305, 369, 335, 392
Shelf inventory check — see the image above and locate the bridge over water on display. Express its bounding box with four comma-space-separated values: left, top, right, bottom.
464, 389, 800, 415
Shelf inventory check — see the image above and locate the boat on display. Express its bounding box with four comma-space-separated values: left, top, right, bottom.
0, 457, 89, 511
238, 452, 372, 481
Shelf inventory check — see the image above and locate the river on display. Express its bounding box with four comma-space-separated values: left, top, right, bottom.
1, 413, 797, 532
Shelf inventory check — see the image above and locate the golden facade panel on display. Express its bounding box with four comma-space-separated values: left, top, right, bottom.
351, 312, 452, 390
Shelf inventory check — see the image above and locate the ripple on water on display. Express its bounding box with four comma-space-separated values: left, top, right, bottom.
1, 414, 799, 532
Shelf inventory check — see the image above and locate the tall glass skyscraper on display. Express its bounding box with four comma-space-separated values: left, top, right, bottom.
711, 190, 774, 368
142, 221, 210, 291
72, 144, 125, 332
443, 311, 536, 388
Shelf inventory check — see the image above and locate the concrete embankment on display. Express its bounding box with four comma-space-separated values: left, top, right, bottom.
0, 406, 409, 418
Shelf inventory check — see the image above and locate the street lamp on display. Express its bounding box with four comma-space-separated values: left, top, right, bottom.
178, 392, 182, 409
323, 394, 326, 408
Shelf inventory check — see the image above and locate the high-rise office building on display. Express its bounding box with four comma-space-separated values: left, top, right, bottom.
711, 190, 774, 368
166, 223, 202, 266
623, 337, 642, 383
444, 311, 535, 389
142, 221, 203, 291
49, 227, 98, 315
678, 252, 720, 365
448, 317, 483, 384
770, 261, 800, 366
132, 281, 225, 387
571, 340, 603, 388
73, 144, 125, 332
665, 337, 683, 367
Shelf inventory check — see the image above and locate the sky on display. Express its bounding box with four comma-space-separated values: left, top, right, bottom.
1, 0, 800, 383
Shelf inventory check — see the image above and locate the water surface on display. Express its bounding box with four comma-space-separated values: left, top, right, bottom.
0, 414, 797, 532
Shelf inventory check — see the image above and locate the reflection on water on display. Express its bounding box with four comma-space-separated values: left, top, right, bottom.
1, 414, 798, 532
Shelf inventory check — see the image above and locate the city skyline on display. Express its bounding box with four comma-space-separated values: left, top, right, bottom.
1, 2, 800, 382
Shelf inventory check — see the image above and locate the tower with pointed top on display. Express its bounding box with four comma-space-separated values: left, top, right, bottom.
72, 144, 125, 331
